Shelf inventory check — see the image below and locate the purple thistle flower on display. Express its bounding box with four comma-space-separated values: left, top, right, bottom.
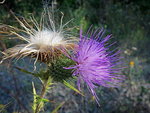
65, 28, 124, 105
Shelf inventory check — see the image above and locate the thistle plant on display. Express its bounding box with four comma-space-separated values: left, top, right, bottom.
0, 3, 125, 113
64, 29, 125, 105
0, 5, 78, 113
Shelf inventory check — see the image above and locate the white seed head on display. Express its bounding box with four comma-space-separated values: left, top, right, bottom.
0, 7, 77, 65
30, 30, 64, 47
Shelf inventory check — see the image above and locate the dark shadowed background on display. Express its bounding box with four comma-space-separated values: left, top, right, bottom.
0, 0, 150, 113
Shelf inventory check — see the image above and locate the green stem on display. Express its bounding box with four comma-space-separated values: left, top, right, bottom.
34, 79, 49, 113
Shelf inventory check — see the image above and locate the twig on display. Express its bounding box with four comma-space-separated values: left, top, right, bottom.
34, 79, 49, 113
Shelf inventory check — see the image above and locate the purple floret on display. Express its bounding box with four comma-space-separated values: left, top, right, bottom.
65, 28, 124, 105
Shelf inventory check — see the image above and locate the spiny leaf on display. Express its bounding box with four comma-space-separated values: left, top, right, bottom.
33, 95, 50, 103
51, 101, 65, 113
63, 80, 84, 96
36, 96, 49, 103
47, 76, 54, 86
32, 82, 37, 112
33, 95, 49, 112
15, 66, 36, 76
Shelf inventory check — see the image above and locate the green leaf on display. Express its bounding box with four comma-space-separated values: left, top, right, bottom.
36, 96, 49, 103
33, 95, 48, 113
47, 76, 54, 86
51, 101, 65, 113
32, 82, 37, 112
63, 80, 84, 96
15, 66, 36, 76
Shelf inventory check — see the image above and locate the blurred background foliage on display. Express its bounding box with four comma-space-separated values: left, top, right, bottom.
0, 0, 150, 113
